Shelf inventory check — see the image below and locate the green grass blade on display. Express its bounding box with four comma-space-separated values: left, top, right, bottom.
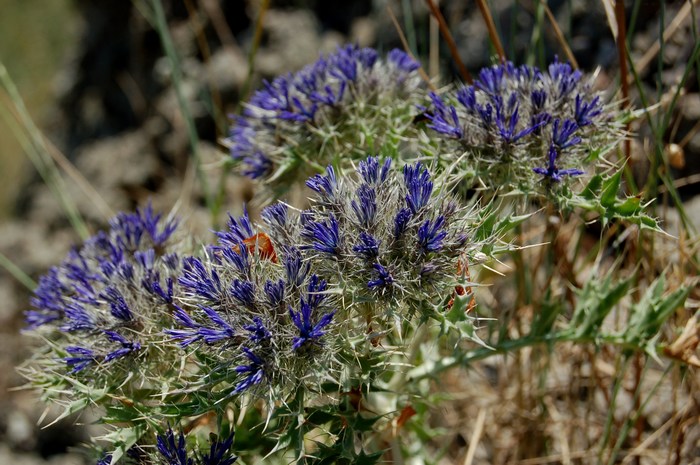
147, 0, 214, 216
0, 62, 89, 240
0, 250, 36, 290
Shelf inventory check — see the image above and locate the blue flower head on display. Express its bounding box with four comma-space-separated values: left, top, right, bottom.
216, 207, 254, 247
351, 184, 377, 227
157, 428, 194, 465
201, 431, 238, 465
261, 203, 288, 230
297, 155, 474, 320
306, 165, 338, 200
368, 263, 394, 289
403, 162, 434, 214
388, 49, 420, 73
225, 46, 424, 197
155, 428, 237, 465
423, 58, 617, 190
229, 279, 256, 308
533, 144, 585, 182
353, 232, 380, 259
357, 156, 391, 186
234, 348, 266, 394
303, 214, 341, 256
289, 301, 336, 350
244, 317, 272, 344
25, 206, 182, 389
283, 247, 310, 287
264, 279, 285, 307
64, 346, 96, 373
418, 216, 448, 252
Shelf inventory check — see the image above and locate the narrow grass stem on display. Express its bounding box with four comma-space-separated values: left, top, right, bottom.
542, 0, 578, 68
239, 0, 270, 103
597, 354, 630, 464
0, 250, 36, 290
475, 0, 506, 62
149, 0, 214, 216
423, 0, 473, 83
615, 0, 631, 166
0, 63, 89, 240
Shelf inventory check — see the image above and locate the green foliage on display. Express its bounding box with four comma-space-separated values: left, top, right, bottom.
12, 2, 699, 463
562, 170, 662, 231
566, 267, 634, 339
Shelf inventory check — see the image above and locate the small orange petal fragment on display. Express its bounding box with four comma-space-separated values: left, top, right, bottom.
233, 232, 278, 263
396, 405, 417, 429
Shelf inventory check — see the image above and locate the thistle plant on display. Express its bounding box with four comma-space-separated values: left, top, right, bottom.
424, 59, 622, 195
20, 205, 185, 428
12, 8, 696, 460
166, 156, 494, 459
224, 45, 425, 199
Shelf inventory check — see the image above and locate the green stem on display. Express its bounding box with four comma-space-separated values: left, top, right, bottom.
387, 323, 429, 393
0, 63, 89, 240
149, 0, 214, 216
407, 331, 656, 382
0, 250, 36, 290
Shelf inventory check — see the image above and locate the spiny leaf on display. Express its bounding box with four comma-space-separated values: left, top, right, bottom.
581, 174, 604, 200
600, 169, 622, 208
99, 425, 145, 465
623, 276, 692, 346
568, 270, 634, 338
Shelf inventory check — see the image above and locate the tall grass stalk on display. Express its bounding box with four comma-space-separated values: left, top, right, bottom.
0, 63, 89, 239
147, 0, 215, 218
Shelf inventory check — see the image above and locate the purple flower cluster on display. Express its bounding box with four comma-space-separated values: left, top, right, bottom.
294, 156, 470, 305
25, 204, 181, 374
170, 208, 336, 396
156, 427, 237, 465
225, 45, 423, 194
168, 157, 482, 399
424, 58, 610, 185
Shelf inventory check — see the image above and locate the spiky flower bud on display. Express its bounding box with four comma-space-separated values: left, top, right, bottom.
424, 58, 621, 190
290, 156, 477, 318
21, 205, 184, 418
170, 156, 485, 405
155, 427, 237, 465
170, 207, 338, 399
224, 45, 425, 199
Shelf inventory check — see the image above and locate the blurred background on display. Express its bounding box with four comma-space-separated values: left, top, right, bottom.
0, 1, 698, 464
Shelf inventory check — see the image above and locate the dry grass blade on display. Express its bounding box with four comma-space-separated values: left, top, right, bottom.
542, 0, 578, 69
629, 0, 699, 85
200, 0, 240, 50
0, 63, 89, 239
42, 137, 114, 220
386, 6, 436, 90
0, 87, 113, 221
475, 0, 506, 61
423, 0, 473, 83
0, 250, 36, 290
240, 0, 270, 102
184, 0, 226, 138
615, 0, 631, 165
601, 0, 618, 40
621, 401, 695, 464
663, 315, 700, 367
462, 408, 486, 465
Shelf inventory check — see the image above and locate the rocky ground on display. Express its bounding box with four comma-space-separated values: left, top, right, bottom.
0, 1, 698, 463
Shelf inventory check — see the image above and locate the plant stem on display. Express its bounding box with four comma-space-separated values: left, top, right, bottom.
150, 0, 214, 217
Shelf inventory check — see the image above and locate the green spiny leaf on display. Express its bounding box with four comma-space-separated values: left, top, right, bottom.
600, 169, 622, 208
582, 174, 604, 200
568, 270, 634, 338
